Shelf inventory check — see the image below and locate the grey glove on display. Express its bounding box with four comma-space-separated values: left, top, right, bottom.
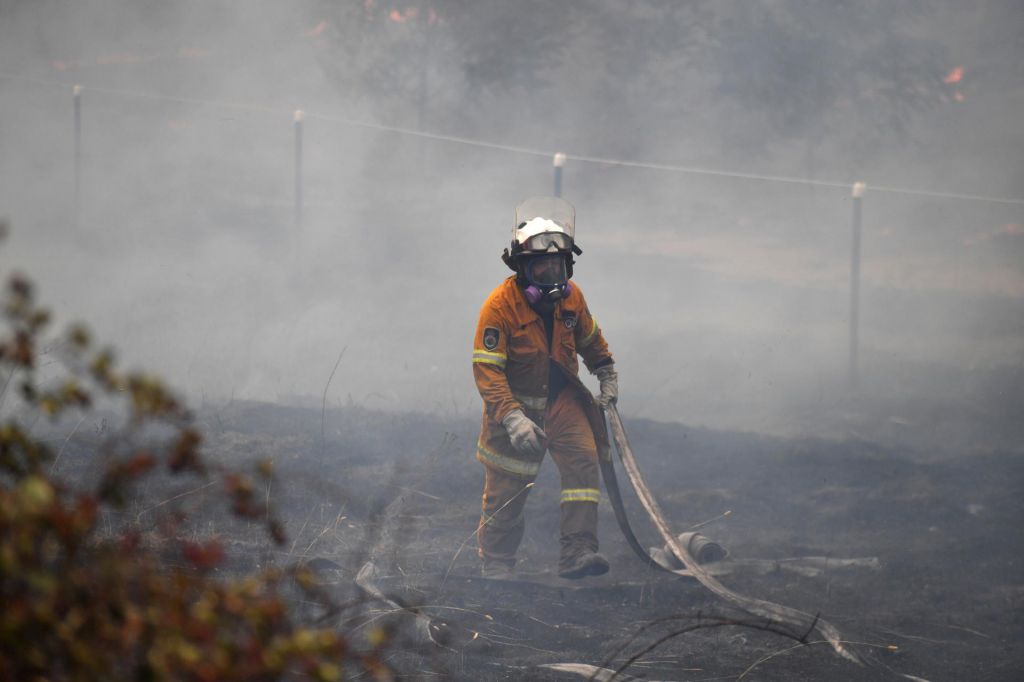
501, 409, 548, 456
595, 365, 619, 407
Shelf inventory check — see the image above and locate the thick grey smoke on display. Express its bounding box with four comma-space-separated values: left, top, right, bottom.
1, 0, 1021, 448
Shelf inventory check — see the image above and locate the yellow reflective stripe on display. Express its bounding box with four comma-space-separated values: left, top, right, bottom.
473, 350, 507, 368
579, 318, 599, 348
561, 488, 600, 504
514, 393, 547, 411
476, 442, 540, 477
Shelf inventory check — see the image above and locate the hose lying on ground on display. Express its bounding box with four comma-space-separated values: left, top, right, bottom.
601, 404, 862, 665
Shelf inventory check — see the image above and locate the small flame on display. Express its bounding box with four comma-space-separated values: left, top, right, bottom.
943, 66, 964, 84
306, 20, 328, 37
389, 7, 419, 22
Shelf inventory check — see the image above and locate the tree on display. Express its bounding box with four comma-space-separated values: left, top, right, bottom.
307, 0, 964, 166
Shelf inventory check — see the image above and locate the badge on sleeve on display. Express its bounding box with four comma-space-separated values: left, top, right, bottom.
562, 311, 578, 330
482, 327, 501, 350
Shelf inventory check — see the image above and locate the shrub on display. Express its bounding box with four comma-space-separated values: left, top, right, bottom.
0, 225, 391, 681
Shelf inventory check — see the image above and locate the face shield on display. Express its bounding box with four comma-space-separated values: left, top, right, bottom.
513, 197, 575, 253
523, 254, 568, 288
501, 197, 579, 300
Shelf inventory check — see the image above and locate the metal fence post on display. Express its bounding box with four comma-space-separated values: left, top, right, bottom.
553, 152, 566, 197
849, 182, 865, 390
73, 84, 82, 223
294, 110, 304, 237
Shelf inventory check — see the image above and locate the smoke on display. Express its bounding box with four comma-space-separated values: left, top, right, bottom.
1, 0, 1021, 449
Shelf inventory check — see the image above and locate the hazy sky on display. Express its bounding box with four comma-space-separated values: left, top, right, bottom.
1, 0, 1021, 435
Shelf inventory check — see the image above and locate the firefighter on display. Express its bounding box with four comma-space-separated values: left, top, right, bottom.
472, 197, 618, 580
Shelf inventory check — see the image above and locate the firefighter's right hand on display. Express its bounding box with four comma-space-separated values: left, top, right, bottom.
501, 409, 548, 456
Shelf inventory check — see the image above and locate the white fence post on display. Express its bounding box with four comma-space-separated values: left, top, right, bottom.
73, 84, 82, 224
553, 152, 566, 198
849, 181, 866, 390
294, 109, 304, 237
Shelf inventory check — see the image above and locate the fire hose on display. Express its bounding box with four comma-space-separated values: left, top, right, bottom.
600, 403, 862, 665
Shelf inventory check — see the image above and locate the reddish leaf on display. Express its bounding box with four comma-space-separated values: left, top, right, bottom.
182, 539, 225, 570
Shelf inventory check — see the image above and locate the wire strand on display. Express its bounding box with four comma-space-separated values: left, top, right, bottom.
2, 71, 1022, 206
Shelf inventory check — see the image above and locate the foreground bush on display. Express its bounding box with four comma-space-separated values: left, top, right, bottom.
0, 227, 389, 681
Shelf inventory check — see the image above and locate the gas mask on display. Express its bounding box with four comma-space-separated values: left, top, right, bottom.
500, 197, 582, 305
521, 253, 572, 304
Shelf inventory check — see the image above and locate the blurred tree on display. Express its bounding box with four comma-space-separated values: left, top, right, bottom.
706, 1, 952, 170
310, 0, 587, 131
307, 1, 980, 168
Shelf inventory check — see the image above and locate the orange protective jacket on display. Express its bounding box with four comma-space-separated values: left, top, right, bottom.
472, 277, 613, 473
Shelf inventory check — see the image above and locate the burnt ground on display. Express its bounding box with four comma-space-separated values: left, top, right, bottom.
55, 398, 1024, 680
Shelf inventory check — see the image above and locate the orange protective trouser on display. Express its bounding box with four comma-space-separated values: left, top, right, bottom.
477, 388, 601, 567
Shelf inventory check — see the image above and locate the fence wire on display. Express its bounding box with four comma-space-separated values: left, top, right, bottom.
2, 71, 1022, 206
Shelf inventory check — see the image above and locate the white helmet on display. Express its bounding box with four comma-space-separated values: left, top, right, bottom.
510, 196, 576, 256
502, 197, 582, 302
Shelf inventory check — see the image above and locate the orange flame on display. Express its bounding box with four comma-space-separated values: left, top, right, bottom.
389, 7, 419, 22
306, 20, 328, 37
943, 66, 964, 84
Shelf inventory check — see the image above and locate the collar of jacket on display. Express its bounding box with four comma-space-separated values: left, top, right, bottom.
504, 276, 561, 329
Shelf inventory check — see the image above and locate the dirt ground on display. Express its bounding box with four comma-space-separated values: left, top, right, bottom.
152, 395, 1020, 682
53, 395, 1019, 681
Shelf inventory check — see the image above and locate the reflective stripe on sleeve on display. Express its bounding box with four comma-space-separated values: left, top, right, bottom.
560, 487, 600, 504
476, 442, 541, 477
578, 318, 599, 348
473, 349, 507, 368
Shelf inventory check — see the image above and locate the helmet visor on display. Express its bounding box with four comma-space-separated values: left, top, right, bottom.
525, 254, 568, 287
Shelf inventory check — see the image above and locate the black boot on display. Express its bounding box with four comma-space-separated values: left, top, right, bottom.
481, 557, 516, 580
558, 550, 609, 579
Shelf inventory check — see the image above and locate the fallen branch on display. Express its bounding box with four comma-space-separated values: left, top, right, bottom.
737, 638, 923, 681
538, 663, 651, 681
355, 560, 449, 647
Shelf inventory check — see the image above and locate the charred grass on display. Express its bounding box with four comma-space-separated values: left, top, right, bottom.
37, 399, 1021, 680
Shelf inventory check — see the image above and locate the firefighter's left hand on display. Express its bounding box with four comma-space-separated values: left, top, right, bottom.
595, 365, 618, 407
